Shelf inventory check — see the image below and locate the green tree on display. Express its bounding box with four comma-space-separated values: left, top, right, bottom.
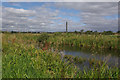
80, 29, 84, 34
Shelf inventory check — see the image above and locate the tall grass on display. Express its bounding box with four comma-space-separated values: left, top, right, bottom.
2, 33, 77, 78
2, 33, 119, 78
47, 33, 119, 50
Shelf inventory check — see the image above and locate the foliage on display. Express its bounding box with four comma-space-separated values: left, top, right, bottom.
2, 33, 119, 78
117, 31, 120, 33
48, 33, 119, 50
85, 31, 93, 34
37, 33, 49, 43
53, 32, 62, 36
64, 55, 86, 64
74, 30, 78, 34
102, 31, 113, 35
2, 33, 77, 78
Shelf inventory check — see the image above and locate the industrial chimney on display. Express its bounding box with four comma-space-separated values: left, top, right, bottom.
66, 21, 68, 33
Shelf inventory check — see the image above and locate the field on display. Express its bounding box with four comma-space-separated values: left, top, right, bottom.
2, 32, 120, 78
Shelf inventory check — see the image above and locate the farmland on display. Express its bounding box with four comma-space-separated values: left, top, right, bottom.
2, 32, 120, 78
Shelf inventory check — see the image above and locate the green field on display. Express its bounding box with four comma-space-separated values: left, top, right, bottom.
2, 33, 120, 78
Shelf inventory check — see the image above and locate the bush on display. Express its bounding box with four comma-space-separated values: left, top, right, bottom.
37, 33, 49, 43
74, 30, 78, 34
85, 31, 93, 34
117, 31, 120, 33
102, 31, 113, 35
54, 32, 62, 36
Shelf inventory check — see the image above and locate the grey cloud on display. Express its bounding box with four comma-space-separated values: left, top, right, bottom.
2, 2, 118, 32
53, 2, 118, 32
2, 6, 65, 32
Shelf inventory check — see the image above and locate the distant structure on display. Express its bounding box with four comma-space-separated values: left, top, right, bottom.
66, 21, 68, 33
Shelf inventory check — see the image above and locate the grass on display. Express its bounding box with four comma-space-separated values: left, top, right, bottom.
0, 33, 2, 79
64, 55, 86, 64
0, 53, 2, 79
2, 33, 77, 78
47, 33, 119, 50
2, 33, 120, 78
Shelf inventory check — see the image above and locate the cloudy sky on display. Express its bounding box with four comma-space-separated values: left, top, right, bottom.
2, 2, 118, 32
2, 0, 120, 2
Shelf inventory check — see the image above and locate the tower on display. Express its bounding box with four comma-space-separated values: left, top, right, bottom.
66, 21, 68, 33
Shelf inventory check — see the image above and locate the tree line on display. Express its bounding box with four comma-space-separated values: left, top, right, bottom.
1, 30, 120, 35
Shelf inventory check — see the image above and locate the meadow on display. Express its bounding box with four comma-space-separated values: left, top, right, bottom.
2, 32, 120, 78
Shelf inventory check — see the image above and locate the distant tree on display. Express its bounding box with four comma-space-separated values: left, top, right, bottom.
37, 33, 49, 43
54, 32, 62, 36
93, 31, 99, 35
74, 30, 78, 34
117, 31, 120, 33
11, 31, 17, 33
80, 29, 84, 34
102, 31, 113, 35
85, 30, 93, 34
94, 31, 97, 33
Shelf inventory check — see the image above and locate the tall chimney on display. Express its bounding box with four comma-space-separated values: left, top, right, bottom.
66, 21, 68, 33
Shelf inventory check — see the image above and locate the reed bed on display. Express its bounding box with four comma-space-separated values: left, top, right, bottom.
2, 33, 119, 78
47, 33, 119, 50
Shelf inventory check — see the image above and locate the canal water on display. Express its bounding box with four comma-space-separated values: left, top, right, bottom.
57, 45, 119, 69
37, 44, 119, 69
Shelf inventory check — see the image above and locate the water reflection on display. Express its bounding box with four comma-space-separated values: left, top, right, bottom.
58, 45, 119, 67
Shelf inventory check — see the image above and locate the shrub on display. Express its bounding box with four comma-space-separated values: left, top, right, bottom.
85, 30, 93, 34
117, 31, 120, 33
74, 30, 78, 34
102, 31, 113, 35
54, 32, 62, 36
37, 33, 49, 43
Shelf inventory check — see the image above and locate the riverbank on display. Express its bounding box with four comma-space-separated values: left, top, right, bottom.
46, 33, 119, 50
2, 33, 119, 78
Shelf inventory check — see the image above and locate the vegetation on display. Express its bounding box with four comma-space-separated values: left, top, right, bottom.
37, 33, 49, 43
47, 33, 119, 50
102, 31, 114, 35
64, 55, 86, 64
2, 33, 77, 78
2, 33, 119, 78
117, 31, 120, 33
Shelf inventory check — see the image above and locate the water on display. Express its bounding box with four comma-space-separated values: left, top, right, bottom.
37, 44, 119, 69
57, 45, 119, 68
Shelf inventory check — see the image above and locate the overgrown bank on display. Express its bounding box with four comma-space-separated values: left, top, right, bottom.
2, 33, 119, 78
45, 33, 119, 50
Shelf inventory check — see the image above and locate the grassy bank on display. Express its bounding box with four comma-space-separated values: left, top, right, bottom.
2, 33, 119, 78
47, 33, 119, 50
2, 33, 77, 78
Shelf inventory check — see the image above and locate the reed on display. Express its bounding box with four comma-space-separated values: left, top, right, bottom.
47, 33, 119, 50
2, 33, 119, 78
64, 55, 86, 64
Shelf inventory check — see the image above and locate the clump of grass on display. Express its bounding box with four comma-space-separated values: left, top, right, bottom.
64, 55, 86, 64
88, 58, 104, 68
37, 33, 49, 43
75, 64, 119, 78
73, 56, 86, 64
54, 32, 62, 36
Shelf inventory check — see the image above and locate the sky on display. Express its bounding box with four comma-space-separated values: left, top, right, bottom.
2, 0, 120, 2
1, 2, 118, 32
